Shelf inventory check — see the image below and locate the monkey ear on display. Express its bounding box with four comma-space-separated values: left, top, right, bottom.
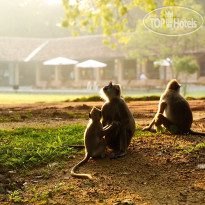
115, 85, 121, 96
89, 113, 91, 118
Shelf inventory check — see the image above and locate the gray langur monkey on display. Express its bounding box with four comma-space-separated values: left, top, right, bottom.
143, 79, 205, 136
71, 107, 117, 179
101, 82, 136, 159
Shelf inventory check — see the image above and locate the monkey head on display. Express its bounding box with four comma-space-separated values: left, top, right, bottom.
89, 107, 102, 121
166, 79, 181, 93
100, 82, 121, 101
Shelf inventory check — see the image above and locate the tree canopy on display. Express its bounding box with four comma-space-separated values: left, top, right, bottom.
172, 56, 200, 77
62, 0, 205, 61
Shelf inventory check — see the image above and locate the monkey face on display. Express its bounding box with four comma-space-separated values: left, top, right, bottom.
101, 82, 121, 100
89, 107, 102, 121
167, 79, 181, 92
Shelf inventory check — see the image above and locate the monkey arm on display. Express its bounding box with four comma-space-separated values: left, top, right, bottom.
117, 102, 131, 128
143, 101, 167, 130
100, 122, 118, 137
101, 104, 110, 126
102, 119, 106, 127
158, 101, 167, 114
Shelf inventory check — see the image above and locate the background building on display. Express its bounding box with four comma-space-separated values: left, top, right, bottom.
0, 35, 205, 91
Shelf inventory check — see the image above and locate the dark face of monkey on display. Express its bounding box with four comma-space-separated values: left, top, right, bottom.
101, 82, 121, 101
167, 79, 181, 93
89, 107, 102, 121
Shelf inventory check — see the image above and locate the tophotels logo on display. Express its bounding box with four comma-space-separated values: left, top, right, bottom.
143, 6, 204, 36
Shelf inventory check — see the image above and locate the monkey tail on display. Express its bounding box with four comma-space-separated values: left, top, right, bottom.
70, 153, 92, 179
188, 129, 205, 136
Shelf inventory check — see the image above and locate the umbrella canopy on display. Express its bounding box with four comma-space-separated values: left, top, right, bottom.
77, 59, 107, 68
154, 59, 171, 67
43, 57, 78, 65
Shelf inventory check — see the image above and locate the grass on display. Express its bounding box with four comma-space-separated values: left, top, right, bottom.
1, 124, 204, 172
0, 91, 204, 104
184, 143, 205, 154
9, 183, 66, 204
0, 93, 88, 104
0, 125, 85, 171
124, 91, 205, 99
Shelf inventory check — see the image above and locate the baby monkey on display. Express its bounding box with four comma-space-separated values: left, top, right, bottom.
71, 107, 117, 179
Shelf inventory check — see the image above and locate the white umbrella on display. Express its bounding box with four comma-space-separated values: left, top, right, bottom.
154, 59, 171, 67
77, 59, 107, 68
42, 57, 78, 88
43, 57, 78, 65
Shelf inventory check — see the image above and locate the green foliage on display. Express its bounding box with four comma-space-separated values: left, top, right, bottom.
62, 0, 205, 62
156, 125, 165, 133
71, 95, 102, 102
128, 21, 205, 63
184, 143, 205, 155
172, 55, 200, 96
124, 95, 160, 101
134, 125, 158, 138
62, 0, 157, 38
65, 95, 161, 102
125, 0, 205, 65
65, 94, 205, 102
0, 126, 85, 170
8, 190, 23, 203
186, 96, 205, 100
0, 117, 10, 122
172, 56, 200, 77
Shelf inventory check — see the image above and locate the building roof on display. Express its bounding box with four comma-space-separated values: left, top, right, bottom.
32, 35, 126, 62
1, 35, 204, 63
0, 35, 126, 62
0, 37, 46, 62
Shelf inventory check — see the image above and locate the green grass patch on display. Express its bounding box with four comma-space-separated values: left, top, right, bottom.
125, 91, 205, 99
134, 125, 158, 138
67, 95, 161, 102
69, 95, 102, 102
0, 93, 88, 104
0, 125, 86, 171
124, 95, 160, 101
0, 92, 204, 104
184, 143, 205, 154
64, 94, 205, 102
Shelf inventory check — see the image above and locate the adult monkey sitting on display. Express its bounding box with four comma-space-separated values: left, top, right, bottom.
143, 79, 205, 136
101, 82, 136, 158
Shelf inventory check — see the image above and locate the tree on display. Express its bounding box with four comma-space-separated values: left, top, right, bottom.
62, 0, 204, 43
62, 0, 205, 80
62, 0, 205, 57
127, 0, 205, 60
172, 56, 200, 95
62, 0, 157, 46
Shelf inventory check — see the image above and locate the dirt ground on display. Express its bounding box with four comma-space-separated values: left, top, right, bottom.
0, 100, 205, 205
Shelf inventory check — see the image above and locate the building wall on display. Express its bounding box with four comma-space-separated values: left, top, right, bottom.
0, 62, 9, 86
19, 62, 36, 86
1, 54, 205, 89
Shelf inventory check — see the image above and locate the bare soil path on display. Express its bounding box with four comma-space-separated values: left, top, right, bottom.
0, 100, 204, 204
